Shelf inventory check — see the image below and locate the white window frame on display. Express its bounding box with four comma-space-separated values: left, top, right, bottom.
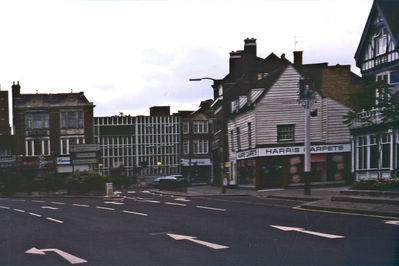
60, 135, 85, 155
193, 121, 208, 134
193, 140, 208, 154
183, 140, 189, 154
25, 137, 50, 156
183, 122, 189, 134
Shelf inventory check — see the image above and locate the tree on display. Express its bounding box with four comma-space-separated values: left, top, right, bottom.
343, 80, 398, 127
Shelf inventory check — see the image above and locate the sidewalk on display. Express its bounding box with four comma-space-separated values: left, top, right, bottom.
151, 185, 399, 218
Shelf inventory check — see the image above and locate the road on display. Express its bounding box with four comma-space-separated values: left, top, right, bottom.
0, 189, 398, 265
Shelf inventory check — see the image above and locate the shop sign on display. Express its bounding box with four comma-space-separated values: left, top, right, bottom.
181, 158, 211, 166
21, 156, 55, 168
238, 144, 351, 159
0, 155, 16, 163
237, 149, 258, 160
57, 157, 71, 165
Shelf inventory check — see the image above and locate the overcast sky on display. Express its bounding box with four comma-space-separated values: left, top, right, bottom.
0, 0, 373, 117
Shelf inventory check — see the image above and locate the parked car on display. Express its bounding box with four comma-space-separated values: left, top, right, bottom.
152, 175, 191, 187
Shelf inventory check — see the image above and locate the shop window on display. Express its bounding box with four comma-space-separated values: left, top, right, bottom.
277, 125, 295, 142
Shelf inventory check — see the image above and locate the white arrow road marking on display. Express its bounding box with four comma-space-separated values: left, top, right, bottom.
96, 206, 115, 211
13, 208, 25, 213
122, 210, 148, 216
165, 202, 187, 207
167, 234, 229, 250
72, 204, 89, 207
104, 201, 124, 205
0, 205, 10, 209
41, 206, 59, 210
196, 206, 226, 212
46, 217, 64, 224
25, 247, 87, 264
384, 220, 399, 225
270, 225, 344, 239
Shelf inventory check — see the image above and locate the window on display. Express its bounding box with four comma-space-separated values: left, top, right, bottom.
236, 127, 241, 151
357, 136, 368, 170
60, 136, 85, 155
277, 125, 295, 142
25, 112, 49, 129
230, 130, 234, 151
374, 32, 387, 56
183, 140, 189, 154
193, 140, 208, 154
381, 133, 391, 168
248, 122, 252, 148
193, 121, 208, 134
61, 111, 84, 129
357, 133, 391, 170
183, 122, 189, 134
26, 138, 50, 156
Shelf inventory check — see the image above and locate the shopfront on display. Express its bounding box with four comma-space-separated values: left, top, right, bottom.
235, 144, 351, 189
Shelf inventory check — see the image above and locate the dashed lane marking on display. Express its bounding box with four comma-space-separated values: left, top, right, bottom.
13, 208, 25, 213
292, 206, 399, 220
174, 198, 191, 202
12, 199, 26, 202
196, 205, 226, 212
96, 206, 115, 211
0, 205, 10, 209
165, 202, 187, 207
104, 201, 124, 205
51, 201, 65, 205
29, 212, 42, 217
46, 217, 64, 224
139, 199, 161, 204
32, 200, 46, 203
72, 204, 89, 207
122, 210, 148, 216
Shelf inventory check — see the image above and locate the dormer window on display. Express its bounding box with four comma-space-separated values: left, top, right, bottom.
257, 73, 268, 80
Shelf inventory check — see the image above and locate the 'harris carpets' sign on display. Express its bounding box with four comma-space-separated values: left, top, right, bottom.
237, 149, 258, 160
237, 144, 351, 160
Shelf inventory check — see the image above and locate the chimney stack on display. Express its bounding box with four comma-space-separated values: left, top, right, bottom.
244, 38, 257, 58
12, 81, 21, 97
229, 50, 243, 78
293, 51, 303, 66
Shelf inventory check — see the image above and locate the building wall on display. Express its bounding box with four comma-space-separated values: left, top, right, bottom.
94, 114, 181, 177
0, 91, 10, 135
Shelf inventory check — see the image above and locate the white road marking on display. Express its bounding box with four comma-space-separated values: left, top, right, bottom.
46, 217, 64, 224
122, 210, 148, 216
32, 200, 46, 203
270, 225, 344, 239
384, 220, 399, 225
104, 201, 124, 205
51, 201, 65, 205
29, 212, 42, 217
127, 191, 136, 194
12, 199, 26, 202
174, 197, 191, 202
139, 199, 161, 204
13, 208, 25, 213
196, 205, 226, 212
142, 190, 151, 194
167, 233, 229, 250
41, 206, 59, 210
72, 204, 89, 208
96, 206, 115, 211
25, 247, 87, 264
165, 202, 187, 207
0, 205, 10, 209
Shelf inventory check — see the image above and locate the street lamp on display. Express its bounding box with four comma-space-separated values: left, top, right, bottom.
298, 79, 315, 195
189, 77, 226, 194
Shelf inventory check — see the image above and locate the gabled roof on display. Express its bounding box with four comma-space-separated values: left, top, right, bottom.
355, 0, 399, 63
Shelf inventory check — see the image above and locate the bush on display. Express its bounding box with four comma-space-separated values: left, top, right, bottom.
352, 178, 399, 191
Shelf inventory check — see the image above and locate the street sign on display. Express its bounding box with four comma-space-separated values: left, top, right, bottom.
70, 144, 100, 153
70, 144, 100, 165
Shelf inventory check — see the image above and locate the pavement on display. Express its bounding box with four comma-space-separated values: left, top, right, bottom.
151, 184, 399, 218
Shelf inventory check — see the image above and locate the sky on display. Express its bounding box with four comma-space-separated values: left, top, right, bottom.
0, 0, 373, 117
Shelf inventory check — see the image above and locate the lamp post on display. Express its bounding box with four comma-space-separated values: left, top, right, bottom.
189, 77, 226, 193
299, 79, 315, 195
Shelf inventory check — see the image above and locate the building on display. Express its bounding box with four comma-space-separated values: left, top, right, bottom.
351, 0, 399, 179
226, 50, 362, 189
11, 82, 95, 175
93, 107, 181, 178
179, 100, 213, 183
0, 89, 11, 135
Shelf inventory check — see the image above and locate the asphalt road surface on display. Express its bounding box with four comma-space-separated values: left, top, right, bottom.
0, 189, 398, 265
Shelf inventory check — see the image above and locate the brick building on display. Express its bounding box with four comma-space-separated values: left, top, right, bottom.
179, 99, 214, 183
11, 82, 94, 175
